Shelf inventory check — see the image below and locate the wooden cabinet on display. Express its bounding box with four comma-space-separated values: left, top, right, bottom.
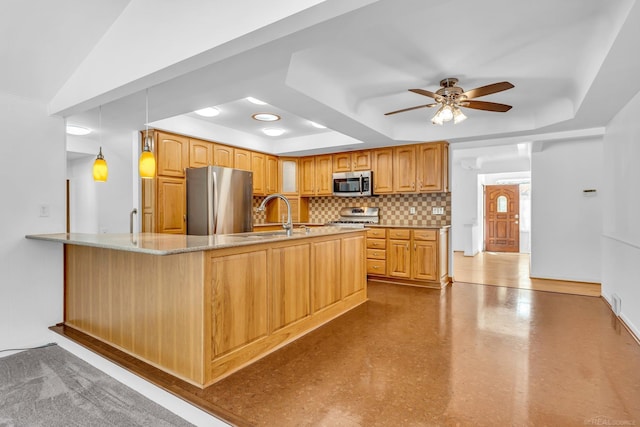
156, 177, 186, 234
270, 244, 311, 332
280, 157, 298, 195
251, 152, 266, 196
157, 132, 189, 177
393, 145, 417, 193
211, 250, 268, 357
315, 155, 333, 195
189, 139, 213, 168
372, 148, 393, 194
266, 197, 308, 224
366, 228, 387, 276
333, 151, 371, 172
311, 239, 342, 312
341, 234, 366, 297
213, 144, 234, 167
366, 227, 450, 288
234, 148, 251, 171
265, 155, 278, 194
299, 156, 315, 196
416, 142, 448, 193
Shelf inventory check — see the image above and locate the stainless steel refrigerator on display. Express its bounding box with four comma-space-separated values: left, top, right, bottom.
186, 166, 253, 235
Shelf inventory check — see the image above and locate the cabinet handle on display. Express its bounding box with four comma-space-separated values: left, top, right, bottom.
183, 215, 187, 222
414, 243, 417, 250
405, 244, 409, 250
373, 266, 379, 269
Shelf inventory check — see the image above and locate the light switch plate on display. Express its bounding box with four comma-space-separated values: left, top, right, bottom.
432, 207, 445, 215
409, 207, 416, 215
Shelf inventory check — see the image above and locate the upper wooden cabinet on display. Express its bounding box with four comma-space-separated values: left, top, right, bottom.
157, 132, 189, 177
416, 142, 448, 193
299, 156, 315, 196
333, 151, 371, 172
213, 144, 234, 167
189, 139, 213, 168
156, 177, 186, 234
393, 145, 417, 193
234, 148, 251, 171
372, 148, 393, 194
265, 155, 278, 194
251, 152, 266, 196
315, 155, 333, 195
279, 157, 298, 195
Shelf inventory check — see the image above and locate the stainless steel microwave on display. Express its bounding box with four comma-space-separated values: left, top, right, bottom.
332, 171, 373, 197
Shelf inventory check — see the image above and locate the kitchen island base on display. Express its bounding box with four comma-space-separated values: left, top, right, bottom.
62, 230, 366, 388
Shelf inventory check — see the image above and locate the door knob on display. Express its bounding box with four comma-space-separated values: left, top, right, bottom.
515, 220, 519, 224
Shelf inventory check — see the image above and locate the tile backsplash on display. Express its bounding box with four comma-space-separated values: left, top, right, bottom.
254, 193, 451, 227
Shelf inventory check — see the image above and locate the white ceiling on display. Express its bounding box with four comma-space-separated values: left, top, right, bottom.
5, 0, 640, 156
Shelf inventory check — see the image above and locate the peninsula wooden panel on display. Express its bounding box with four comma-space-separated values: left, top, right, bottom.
210, 251, 269, 357
341, 235, 366, 297
311, 239, 341, 312
271, 244, 311, 332
64, 246, 206, 386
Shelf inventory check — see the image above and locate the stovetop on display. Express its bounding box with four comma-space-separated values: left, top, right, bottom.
327, 207, 380, 226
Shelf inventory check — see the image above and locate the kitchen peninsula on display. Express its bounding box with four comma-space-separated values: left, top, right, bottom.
27, 227, 367, 388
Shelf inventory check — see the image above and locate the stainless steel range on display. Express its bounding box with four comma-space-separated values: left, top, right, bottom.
327, 207, 380, 228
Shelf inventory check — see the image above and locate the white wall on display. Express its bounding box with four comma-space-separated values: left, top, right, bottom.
602, 89, 640, 337
530, 138, 603, 283
0, 93, 65, 349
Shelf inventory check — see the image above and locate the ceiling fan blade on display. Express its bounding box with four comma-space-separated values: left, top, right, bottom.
409, 88, 439, 99
461, 81, 514, 99
461, 100, 512, 112
384, 104, 434, 116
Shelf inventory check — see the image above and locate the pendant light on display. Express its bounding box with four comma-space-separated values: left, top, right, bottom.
93, 106, 108, 182
139, 88, 156, 179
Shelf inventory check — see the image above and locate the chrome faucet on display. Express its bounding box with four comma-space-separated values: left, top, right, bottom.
256, 194, 292, 236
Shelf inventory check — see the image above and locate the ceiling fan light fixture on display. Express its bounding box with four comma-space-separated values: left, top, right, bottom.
440, 105, 454, 122
431, 107, 445, 125
453, 107, 467, 124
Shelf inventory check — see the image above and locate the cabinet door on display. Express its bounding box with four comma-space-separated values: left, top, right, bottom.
211, 251, 268, 357
157, 177, 186, 234
251, 152, 265, 196
280, 157, 298, 195
271, 244, 311, 332
332, 153, 351, 172
387, 239, 411, 278
311, 239, 341, 312
141, 178, 155, 233
265, 155, 279, 194
352, 151, 371, 171
157, 132, 188, 177
213, 144, 234, 167
189, 139, 213, 168
372, 148, 393, 194
234, 148, 251, 171
413, 240, 437, 281
315, 155, 333, 195
299, 156, 315, 196
393, 145, 416, 193
342, 235, 366, 297
416, 143, 446, 192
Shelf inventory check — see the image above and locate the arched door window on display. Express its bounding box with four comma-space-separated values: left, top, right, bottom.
497, 195, 508, 212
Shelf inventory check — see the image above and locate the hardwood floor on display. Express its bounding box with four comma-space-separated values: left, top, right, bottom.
52, 281, 639, 426
453, 251, 601, 296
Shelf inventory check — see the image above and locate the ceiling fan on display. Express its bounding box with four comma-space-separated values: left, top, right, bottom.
385, 78, 514, 125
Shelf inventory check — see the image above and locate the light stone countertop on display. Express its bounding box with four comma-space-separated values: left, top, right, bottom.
26, 227, 365, 256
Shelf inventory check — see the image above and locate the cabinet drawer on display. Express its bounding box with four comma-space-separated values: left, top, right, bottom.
367, 238, 386, 249
366, 228, 387, 239
367, 259, 386, 275
413, 229, 437, 241
388, 229, 410, 240
367, 249, 386, 260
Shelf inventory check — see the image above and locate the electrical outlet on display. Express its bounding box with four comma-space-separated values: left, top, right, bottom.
409, 207, 416, 215
39, 204, 50, 217
432, 207, 445, 215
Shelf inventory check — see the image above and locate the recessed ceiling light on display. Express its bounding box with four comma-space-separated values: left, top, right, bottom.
194, 107, 220, 117
252, 113, 280, 122
66, 125, 92, 136
262, 128, 285, 137
246, 97, 267, 105
309, 121, 326, 129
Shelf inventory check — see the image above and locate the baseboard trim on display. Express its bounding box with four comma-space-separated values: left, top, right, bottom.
600, 296, 640, 346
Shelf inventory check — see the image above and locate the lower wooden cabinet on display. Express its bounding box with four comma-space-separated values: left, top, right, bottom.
156, 177, 186, 234
366, 226, 450, 288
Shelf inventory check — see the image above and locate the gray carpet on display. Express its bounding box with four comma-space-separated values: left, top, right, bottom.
0, 344, 194, 427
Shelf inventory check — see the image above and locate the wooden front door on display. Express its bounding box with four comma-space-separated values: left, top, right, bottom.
484, 185, 520, 252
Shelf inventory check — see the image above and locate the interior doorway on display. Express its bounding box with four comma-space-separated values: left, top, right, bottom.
484, 184, 520, 252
